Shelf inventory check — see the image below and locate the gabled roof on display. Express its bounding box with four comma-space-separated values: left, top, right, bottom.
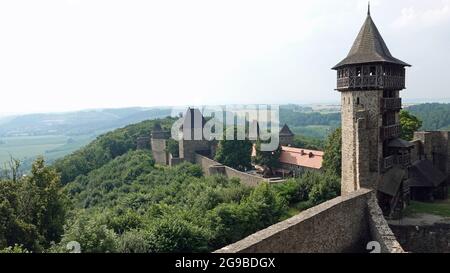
279, 124, 294, 136
333, 11, 410, 69
407, 160, 447, 188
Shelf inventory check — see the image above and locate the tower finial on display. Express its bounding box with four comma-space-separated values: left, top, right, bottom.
368, 1, 371, 16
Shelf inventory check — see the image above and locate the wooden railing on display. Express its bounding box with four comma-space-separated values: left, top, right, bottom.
394, 154, 411, 167
337, 75, 405, 90
381, 153, 411, 172
383, 156, 395, 170
380, 124, 401, 140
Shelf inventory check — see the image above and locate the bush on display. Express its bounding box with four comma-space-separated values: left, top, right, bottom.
273, 178, 312, 205
117, 229, 151, 253
308, 172, 341, 206
146, 216, 210, 253
106, 210, 144, 234
59, 212, 118, 253
0, 244, 30, 253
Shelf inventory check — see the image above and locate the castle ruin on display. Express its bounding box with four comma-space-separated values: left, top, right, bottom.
216, 6, 449, 253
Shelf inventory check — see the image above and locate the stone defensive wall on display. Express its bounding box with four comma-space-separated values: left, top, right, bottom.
389, 217, 450, 253
215, 189, 404, 253
367, 193, 405, 253
194, 153, 266, 187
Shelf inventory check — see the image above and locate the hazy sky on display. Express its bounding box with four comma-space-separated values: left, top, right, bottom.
0, 0, 449, 115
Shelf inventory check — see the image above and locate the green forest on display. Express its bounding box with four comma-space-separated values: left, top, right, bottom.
0, 117, 340, 253
0, 106, 430, 253
406, 103, 450, 131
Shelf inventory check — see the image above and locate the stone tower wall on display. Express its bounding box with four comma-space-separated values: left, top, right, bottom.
280, 135, 294, 146
180, 139, 211, 163
413, 131, 450, 176
151, 138, 168, 165
341, 90, 383, 195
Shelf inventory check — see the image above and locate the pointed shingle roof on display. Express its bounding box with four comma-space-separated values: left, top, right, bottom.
279, 124, 294, 136
333, 13, 410, 69
152, 122, 162, 132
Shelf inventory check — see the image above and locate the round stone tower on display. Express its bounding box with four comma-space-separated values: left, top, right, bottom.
332, 6, 411, 196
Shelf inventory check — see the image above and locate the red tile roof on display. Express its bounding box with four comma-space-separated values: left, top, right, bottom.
251, 145, 324, 170
279, 146, 323, 170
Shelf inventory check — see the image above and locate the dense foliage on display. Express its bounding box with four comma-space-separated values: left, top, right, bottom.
406, 103, 450, 131
214, 128, 253, 172
54, 118, 176, 184
57, 151, 289, 253
166, 139, 179, 158
292, 135, 324, 150
0, 158, 67, 252
399, 110, 423, 141
272, 171, 340, 213
321, 128, 342, 176
1, 116, 343, 253
253, 141, 281, 176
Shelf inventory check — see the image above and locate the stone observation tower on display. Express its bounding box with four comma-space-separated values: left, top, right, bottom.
333, 5, 412, 197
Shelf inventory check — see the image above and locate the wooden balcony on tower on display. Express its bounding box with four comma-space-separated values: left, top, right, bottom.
380, 124, 401, 140
381, 97, 402, 111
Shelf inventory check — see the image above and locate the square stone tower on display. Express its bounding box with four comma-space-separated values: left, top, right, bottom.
333, 6, 411, 196
151, 123, 170, 165
179, 108, 212, 163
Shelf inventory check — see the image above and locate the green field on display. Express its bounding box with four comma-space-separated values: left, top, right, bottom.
403, 190, 450, 218
291, 125, 335, 140
0, 135, 95, 169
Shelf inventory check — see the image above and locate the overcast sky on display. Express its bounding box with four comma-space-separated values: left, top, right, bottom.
0, 0, 449, 115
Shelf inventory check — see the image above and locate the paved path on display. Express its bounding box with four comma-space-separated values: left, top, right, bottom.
388, 213, 450, 226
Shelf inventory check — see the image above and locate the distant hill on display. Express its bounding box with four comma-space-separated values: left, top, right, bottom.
405, 103, 450, 131
0, 107, 173, 170
6, 102, 449, 172
54, 117, 176, 184
0, 107, 173, 137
